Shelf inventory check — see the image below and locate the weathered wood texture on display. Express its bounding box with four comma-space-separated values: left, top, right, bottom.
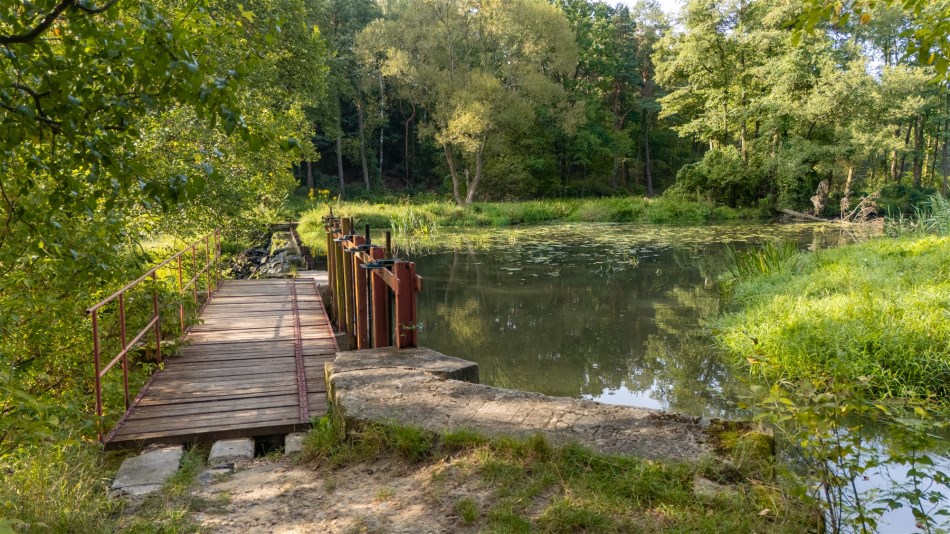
105, 278, 336, 449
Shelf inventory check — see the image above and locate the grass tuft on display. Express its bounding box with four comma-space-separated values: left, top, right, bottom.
454, 496, 479, 524
301, 418, 816, 532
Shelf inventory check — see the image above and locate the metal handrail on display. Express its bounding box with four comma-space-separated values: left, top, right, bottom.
88, 230, 221, 441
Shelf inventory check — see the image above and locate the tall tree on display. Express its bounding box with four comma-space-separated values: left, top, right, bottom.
360, 0, 577, 204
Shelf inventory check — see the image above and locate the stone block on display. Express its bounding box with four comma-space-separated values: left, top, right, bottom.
110, 444, 183, 497
285, 432, 306, 455
209, 438, 255, 465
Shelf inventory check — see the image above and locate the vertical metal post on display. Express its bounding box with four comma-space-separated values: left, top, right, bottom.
215, 230, 221, 290
192, 244, 198, 305
369, 247, 389, 348
325, 224, 336, 318
152, 271, 162, 363
385, 231, 392, 258
119, 292, 129, 409
205, 235, 212, 300
393, 261, 418, 348
177, 254, 184, 334
352, 236, 368, 349
92, 309, 103, 441
334, 234, 346, 331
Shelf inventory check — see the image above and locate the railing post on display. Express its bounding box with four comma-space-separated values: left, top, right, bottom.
393, 261, 418, 348
216, 230, 221, 291
177, 254, 185, 335
119, 292, 129, 409
92, 309, 103, 441
342, 239, 356, 346
205, 235, 212, 300
152, 271, 162, 363
192, 244, 198, 306
325, 222, 337, 320
369, 247, 389, 348
352, 236, 369, 350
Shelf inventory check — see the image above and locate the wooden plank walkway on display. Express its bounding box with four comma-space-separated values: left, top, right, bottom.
105, 277, 337, 449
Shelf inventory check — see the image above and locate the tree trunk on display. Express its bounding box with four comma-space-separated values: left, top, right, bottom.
444, 143, 463, 205
379, 73, 385, 182
898, 121, 913, 183
943, 128, 949, 197
356, 98, 371, 190
912, 115, 924, 187
306, 160, 313, 190
404, 103, 415, 185
464, 140, 486, 205
890, 126, 902, 182
643, 113, 654, 196
336, 111, 345, 198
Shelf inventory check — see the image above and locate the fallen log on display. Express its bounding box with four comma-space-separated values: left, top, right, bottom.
777, 208, 832, 223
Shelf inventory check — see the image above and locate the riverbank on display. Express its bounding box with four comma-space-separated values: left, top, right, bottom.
717, 234, 950, 403
295, 196, 765, 254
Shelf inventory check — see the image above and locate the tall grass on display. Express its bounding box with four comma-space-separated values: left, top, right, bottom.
718, 235, 950, 401
0, 443, 119, 531
296, 196, 765, 254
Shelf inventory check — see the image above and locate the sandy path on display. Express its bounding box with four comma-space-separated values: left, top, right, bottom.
192, 456, 479, 534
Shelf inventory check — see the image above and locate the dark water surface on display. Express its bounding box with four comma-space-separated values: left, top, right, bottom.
395, 222, 942, 531
406, 222, 844, 417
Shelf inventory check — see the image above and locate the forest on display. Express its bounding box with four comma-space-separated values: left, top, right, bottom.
2, 0, 950, 530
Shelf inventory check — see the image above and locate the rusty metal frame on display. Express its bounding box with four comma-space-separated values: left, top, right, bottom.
323, 219, 423, 350
289, 279, 310, 423
88, 230, 221, 442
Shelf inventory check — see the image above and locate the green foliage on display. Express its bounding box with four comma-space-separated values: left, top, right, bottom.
718, 235, 950, 400
0, 442, 119, 531
877, 184, 939, 216
454, 496, 479, 524
723, 242, 802, 284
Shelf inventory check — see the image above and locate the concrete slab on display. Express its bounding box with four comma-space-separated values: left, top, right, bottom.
284, 432, 306, 455
209, 438, 255, 465
110, 444, 183, 497
331, 346, 479, 383
326, 348, 733, 462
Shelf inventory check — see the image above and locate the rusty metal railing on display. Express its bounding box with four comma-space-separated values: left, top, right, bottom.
324, 214, 422, 350
87, 230, 221, 441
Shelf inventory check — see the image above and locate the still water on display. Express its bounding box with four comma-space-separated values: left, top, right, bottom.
408, 222, 838, 416
399, 222, 941, 532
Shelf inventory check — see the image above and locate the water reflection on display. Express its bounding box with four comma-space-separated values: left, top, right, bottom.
409, 222, 845, 418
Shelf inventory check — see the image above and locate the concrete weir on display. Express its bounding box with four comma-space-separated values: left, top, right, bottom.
326, 347, 726, 462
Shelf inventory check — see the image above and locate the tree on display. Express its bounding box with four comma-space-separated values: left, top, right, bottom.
360, 0, 577, 204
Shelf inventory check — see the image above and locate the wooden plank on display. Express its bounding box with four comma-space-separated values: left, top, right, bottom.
105, 273, 335, 447
147, 376, 299, 392
108, 420, 306, 448
117, 406, 301, 433
123, 395, 299, 418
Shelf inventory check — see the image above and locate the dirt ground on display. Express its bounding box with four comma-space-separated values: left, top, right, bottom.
192, 455, 484, 534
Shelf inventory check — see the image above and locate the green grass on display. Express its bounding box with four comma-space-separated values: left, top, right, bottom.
717, 235, 950, 401
295, 196, 765, 255
0, 442, 120, 531
301, 416, 816, 532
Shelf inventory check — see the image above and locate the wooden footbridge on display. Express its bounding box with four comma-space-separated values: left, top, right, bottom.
91, 220, 419, 449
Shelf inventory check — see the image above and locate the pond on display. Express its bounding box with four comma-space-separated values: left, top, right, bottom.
397, 221, 944, 532
406, 222, 843, 417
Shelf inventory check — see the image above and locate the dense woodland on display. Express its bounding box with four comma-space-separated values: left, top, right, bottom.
2, 0, 950, 528
306, 0, 950, 212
